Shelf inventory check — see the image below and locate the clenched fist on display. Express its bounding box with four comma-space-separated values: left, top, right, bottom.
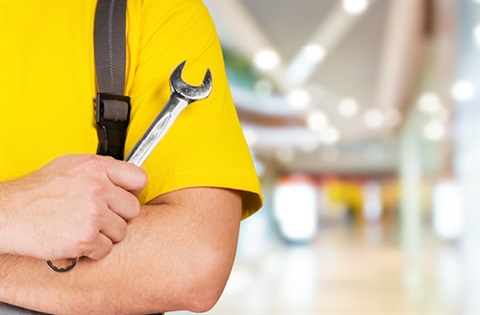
0, 154, 147, 261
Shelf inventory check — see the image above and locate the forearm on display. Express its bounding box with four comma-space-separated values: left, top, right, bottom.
0, 188, 242, 314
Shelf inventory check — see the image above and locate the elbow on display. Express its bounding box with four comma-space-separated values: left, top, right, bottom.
184, 286, 222, 313
181, 249, 234, 313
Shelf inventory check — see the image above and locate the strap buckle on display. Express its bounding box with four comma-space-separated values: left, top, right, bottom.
95, 93, 131, 160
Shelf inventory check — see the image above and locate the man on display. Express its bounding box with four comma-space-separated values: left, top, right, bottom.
0, 0, 263, 314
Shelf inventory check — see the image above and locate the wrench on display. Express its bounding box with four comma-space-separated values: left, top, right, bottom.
126, 60, 212, 166
46, 61, 212, 273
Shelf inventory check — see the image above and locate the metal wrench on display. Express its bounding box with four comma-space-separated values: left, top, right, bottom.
126, 60, 212, 166
46, 61, 212, 273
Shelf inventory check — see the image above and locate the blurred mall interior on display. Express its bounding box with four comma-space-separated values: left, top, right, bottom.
175, 0, 479, 314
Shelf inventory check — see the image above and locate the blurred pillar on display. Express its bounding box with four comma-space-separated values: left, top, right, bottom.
453, 2, 480, 314
399, 123, 423, 296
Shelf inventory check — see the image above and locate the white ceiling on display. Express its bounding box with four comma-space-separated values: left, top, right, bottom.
204, 0, 457, 175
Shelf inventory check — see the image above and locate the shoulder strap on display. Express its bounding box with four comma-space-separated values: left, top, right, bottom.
92, 5, 161, 314
94, 0, 127, 95
94, 0, 130, 160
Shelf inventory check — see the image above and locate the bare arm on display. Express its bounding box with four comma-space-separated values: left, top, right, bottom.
0, 186, 242, 314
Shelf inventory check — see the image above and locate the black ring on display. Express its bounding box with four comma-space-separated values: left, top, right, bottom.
46, 257, 79, 273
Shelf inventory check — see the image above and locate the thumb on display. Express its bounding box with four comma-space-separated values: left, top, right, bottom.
102, 157, 148, 193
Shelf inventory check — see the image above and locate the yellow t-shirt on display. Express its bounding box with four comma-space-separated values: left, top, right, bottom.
0, 0, 262, 218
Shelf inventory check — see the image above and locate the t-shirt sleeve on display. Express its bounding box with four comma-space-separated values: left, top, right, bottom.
124, 0, 263, 218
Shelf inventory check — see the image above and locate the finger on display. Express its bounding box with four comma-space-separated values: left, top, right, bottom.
101, 157, 148, 192
106, 185, 141, 221
98, 209, 129, 243
85, 233, 113, 260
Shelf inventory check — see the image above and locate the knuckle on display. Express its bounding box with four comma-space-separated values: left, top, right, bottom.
132, 198, 141, 214
127, 197, 141, 218
103, 243, 114, 257
88, 245, 112, 260
80, 155, 106, 173
116, 221, 128, 241
115, 194, 140, 220
76, 212, 103, 246
84, 201, 104, 220
88, 181, 108, 196
76, 230, 98, 253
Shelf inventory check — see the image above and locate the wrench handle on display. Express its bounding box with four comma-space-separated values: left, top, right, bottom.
125, 92, 189, 166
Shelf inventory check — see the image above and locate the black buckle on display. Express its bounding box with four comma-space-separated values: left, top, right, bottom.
95, 93, 131, 160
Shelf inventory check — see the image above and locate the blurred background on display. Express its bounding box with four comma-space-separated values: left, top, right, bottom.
176, 0, 479, 314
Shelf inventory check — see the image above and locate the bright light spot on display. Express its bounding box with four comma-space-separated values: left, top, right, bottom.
254, 78, 274, 96
423, 121, 446, 141
302, 44, 326, 64
306, 110, 328, 130
321, 126, 340, 145
433, 181, 463, 240
418, 92, 442, 113
273, 182, 318, 241
275, 146, 296, 163
287, 88, 311, 110
342, 0, 369, 15
363, 109, 384, 129
254, 48, 280, 72
450, 80, 476, 102
338, 97, 359, 117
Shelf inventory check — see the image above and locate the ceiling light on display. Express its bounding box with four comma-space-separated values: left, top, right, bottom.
306, 110, 329, 130
418, 92, 442, 113
254, 48, 280, 72
450, 80, 476, 102
342, 0, 369, 15
363, 109, 384, 129
302, 44, 326, 64
338, 97, 359, 117
423, 121, 446, 141
287, 88, 311, 110
321, 126, 340, 145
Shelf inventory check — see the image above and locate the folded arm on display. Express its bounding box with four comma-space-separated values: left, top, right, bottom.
0, 187, 242, 314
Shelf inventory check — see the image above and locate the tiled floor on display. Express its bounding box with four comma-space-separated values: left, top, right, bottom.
174, 217, 474, 315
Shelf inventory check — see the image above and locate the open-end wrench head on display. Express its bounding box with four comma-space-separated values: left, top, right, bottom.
170, 61, 212, 102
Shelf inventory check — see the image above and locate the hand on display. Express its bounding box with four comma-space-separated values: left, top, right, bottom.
0, 154, 147, 261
